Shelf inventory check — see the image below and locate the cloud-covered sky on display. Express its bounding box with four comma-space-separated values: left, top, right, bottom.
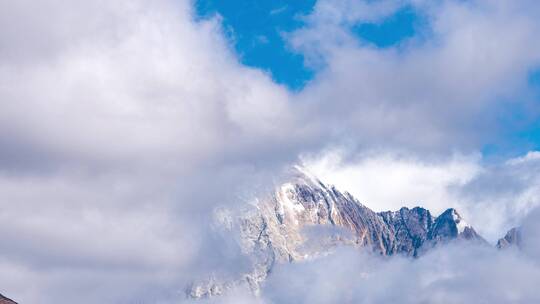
1, 0, 540, 303
303, 150, 540, 242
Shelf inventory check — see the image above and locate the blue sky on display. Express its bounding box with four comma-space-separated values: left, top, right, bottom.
353, 5, 425, 48
195, 1, 424, 90
196, 0, 317, 90
496, 70, 540, 158
195, 1, 427, 90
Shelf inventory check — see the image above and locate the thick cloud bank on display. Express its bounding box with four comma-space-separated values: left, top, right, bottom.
263, 240, 540, 304
1, 0, 540, 303
0, 1, 301, 302
261, 208, 540, 304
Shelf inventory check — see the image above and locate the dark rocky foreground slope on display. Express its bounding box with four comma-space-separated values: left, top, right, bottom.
0, 294, 17, 304
188, 167, 487, 298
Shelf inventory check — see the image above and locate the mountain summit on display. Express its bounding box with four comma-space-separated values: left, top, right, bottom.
188, 166, 486, 298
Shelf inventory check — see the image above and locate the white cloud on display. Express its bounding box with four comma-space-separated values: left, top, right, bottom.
302, 150, 481, 213
262, 236, 540, 304
507, 151, 540, 165
289, 0, 540, 153
1, 0, 540, 302
0, 0, 300, 302
303, 149, 540, 243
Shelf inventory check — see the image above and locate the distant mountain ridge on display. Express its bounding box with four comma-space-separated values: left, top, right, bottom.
187, 166, 503, 298
497, 227, 522, 249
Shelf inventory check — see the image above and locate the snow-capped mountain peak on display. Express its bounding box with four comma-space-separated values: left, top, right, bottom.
188, 167, 488, 298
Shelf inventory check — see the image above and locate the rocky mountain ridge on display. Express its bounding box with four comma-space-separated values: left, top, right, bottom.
187, 166, 501, 298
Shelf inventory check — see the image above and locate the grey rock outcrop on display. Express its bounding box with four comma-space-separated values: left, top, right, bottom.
379, 207, 433, 256
428, 208, 485, 244
497, 227, 522, 249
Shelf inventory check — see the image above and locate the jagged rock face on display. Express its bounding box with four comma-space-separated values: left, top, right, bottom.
379, 207, 434, 257
428, 208, 484, 243
497, 227, 522, 249
188, 167, 485, 298
0, 294, 17, 304
253, 168, 484, 259
267, 172, 395, 258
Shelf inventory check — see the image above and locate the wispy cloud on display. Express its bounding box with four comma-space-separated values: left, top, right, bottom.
270, 5, 288, 16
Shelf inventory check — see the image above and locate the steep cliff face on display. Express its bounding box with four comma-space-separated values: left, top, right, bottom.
379, 207, 434, 256
243, 167, 485, 259
428, 208, 485, 244
188, 167, 486, 298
